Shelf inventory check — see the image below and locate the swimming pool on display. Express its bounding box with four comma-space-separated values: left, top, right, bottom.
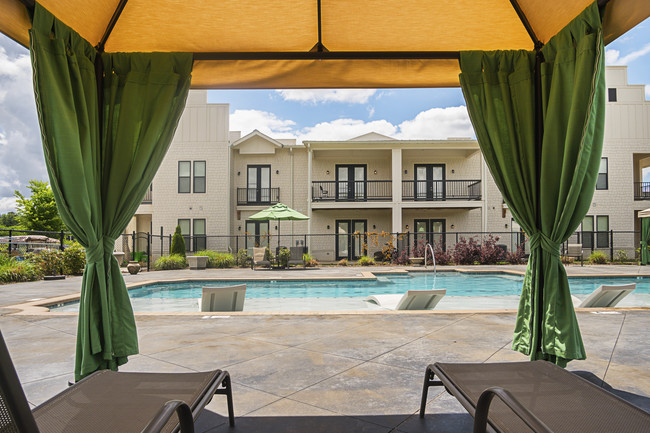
50, 272, 650, 312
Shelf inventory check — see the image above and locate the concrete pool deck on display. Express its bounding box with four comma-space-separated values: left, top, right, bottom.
1, 264, 649, 432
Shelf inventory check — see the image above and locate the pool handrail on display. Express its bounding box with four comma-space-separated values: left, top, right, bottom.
424, 243, 436, 276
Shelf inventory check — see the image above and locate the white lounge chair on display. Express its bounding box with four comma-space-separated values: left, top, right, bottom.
201, 284, 246, 312
364, 289, 446, 310
571, 283, 635, 308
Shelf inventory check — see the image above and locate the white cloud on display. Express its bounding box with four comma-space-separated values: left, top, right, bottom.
0, 38, 47, 213
606, 43, 650, 65
0, 197, 17, 214
396, 106, 474, 140
276, 89, 377, 104
229, 109, 296, 139
298, 118, 398, 142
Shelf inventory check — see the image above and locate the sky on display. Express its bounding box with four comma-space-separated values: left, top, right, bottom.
0, 18, 649, 213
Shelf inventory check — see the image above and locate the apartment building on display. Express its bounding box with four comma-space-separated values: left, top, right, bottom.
129, 66, 649, 261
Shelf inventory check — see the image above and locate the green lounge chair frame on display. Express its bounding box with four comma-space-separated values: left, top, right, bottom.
0, 330, 235, 432
419, 360, 650, 433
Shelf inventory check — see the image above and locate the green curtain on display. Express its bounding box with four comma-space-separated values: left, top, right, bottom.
29, 3, 192, 380
459, 2, 605, 366
641, 217, 650, 265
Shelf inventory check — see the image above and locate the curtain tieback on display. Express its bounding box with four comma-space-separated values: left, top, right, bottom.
529, 232, 561, 259
86, 237, 115, 264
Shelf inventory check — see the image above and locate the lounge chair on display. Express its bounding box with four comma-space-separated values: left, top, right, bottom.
364, 289, 446, 310
251, 247, 271, 269
0, 330, 235, 432
288, 246, 305, 268
201, 284, 246, 312
571, 283, 635, 308
419, 360, 650, 433
565, 243, 584, 266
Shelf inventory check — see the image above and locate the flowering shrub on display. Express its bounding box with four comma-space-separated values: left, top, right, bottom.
433, 244, 453, 265
478, 235, 505, 265
505, 245, 527, 264
357, 256, 375, 266
25, 249, 64, 275
338, 258, 348, 266
452, 237, 481, 265
392, 250, 410, 265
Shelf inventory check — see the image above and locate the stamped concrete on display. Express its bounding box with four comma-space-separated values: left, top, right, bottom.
0, 265, 648, 432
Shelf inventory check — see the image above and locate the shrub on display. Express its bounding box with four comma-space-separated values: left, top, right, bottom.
392, 250, 410, 265
589, 251, 607, 264
433, 245, 453, 265
614, 250, 629, 263
505, 246, 527, 264
196, 250, 236, 268
303, 253, 319, 267
26, 249, 64, 275
337, 258, 348, 266
357, 256, 375, 266
412, 239, 426, 258
170, 226, 186, 258
277, 248, 290, 267
236, 249, 251, 268
154, 254, 187, 270
478, 234, 505, 265
62, 242, 86, 274
0, 256, 42, 283
452, 237, 481, 265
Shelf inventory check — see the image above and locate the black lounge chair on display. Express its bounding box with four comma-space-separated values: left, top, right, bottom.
420, 360, 650, 433
0, 330, 234, 432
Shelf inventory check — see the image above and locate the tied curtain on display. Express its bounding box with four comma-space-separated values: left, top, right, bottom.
459, 2, 605, 366
29, 3, 193, 380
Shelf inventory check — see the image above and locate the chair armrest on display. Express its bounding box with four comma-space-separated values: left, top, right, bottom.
473, 387, 553, 433
141, 400, 194, 433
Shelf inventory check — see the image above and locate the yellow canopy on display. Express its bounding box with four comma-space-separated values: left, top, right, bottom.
1, 0, 648, 88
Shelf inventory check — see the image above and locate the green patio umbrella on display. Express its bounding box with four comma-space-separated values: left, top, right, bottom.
249, 203, 309, 248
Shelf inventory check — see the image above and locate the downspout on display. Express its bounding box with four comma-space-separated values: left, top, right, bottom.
307, 143, 312, 253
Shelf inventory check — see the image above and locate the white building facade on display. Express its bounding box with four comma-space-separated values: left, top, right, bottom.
129, 66, 649, 262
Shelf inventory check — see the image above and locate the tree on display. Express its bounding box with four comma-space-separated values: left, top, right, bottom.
170, 225, 186, 258
0, 212, 19, 227
14, 180, 65, 232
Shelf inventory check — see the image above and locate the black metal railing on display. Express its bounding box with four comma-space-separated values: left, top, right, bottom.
402, 180, 481, 201
141, 185, 152, 204
237, 187, 280, 205
312, 180, 392, 201
634, 182, 650, 200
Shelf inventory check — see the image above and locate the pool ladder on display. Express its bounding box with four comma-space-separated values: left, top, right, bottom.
424, 243, 436, 276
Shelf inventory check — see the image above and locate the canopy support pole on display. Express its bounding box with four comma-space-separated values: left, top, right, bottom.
309, 0, 328, 53
97, 0, 129, 51
533, 42, 545, 355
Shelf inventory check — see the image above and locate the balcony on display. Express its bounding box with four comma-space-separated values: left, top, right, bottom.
237, 187, 280, 205
312, 181, 392, 202
402, 180, 481, 201
634, 182, 650, 200
141, 185, 152, 204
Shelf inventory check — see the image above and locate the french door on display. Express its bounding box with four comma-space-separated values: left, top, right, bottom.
414, 219, 446, 250
247, 165, 271, 204
245, 220, 270, 252
335, 220, 367, 260
336, 165, 366, 201
414, 164, 445, 200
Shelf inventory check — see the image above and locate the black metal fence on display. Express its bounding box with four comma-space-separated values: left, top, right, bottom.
236, 187, 280, 205
311, 180, 392, 201
402, 180, 482, 201
1, 228, 644, 271
634, 182, 650, 200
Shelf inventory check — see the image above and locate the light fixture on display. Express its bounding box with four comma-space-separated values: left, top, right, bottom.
276, 169, 279, 174
505, 223, 509, 229
372, 224, 376, 230
326, 170, 330, 175
274, 225, 278, 230
327, 225, 330, 230
451, 169, 455, 174
451, 224, 455, 229
237, 171, 240, 176
405, 224, 409, 230
404, 169, 408, 174
373, 169, 377, 175
238, 226, 241, 231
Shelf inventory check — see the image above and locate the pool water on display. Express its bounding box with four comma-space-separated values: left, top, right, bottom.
50, 272, 650, 312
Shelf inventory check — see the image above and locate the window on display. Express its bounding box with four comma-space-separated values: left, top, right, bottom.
596, 157, 608, 190
245, 220, 269, 251
193, 219, 206, 251
193, 161, 206, 193
178, 219, 191, 251
178, 161, 191, 193
596, 215, 609, 248
608, 88, 617, 102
